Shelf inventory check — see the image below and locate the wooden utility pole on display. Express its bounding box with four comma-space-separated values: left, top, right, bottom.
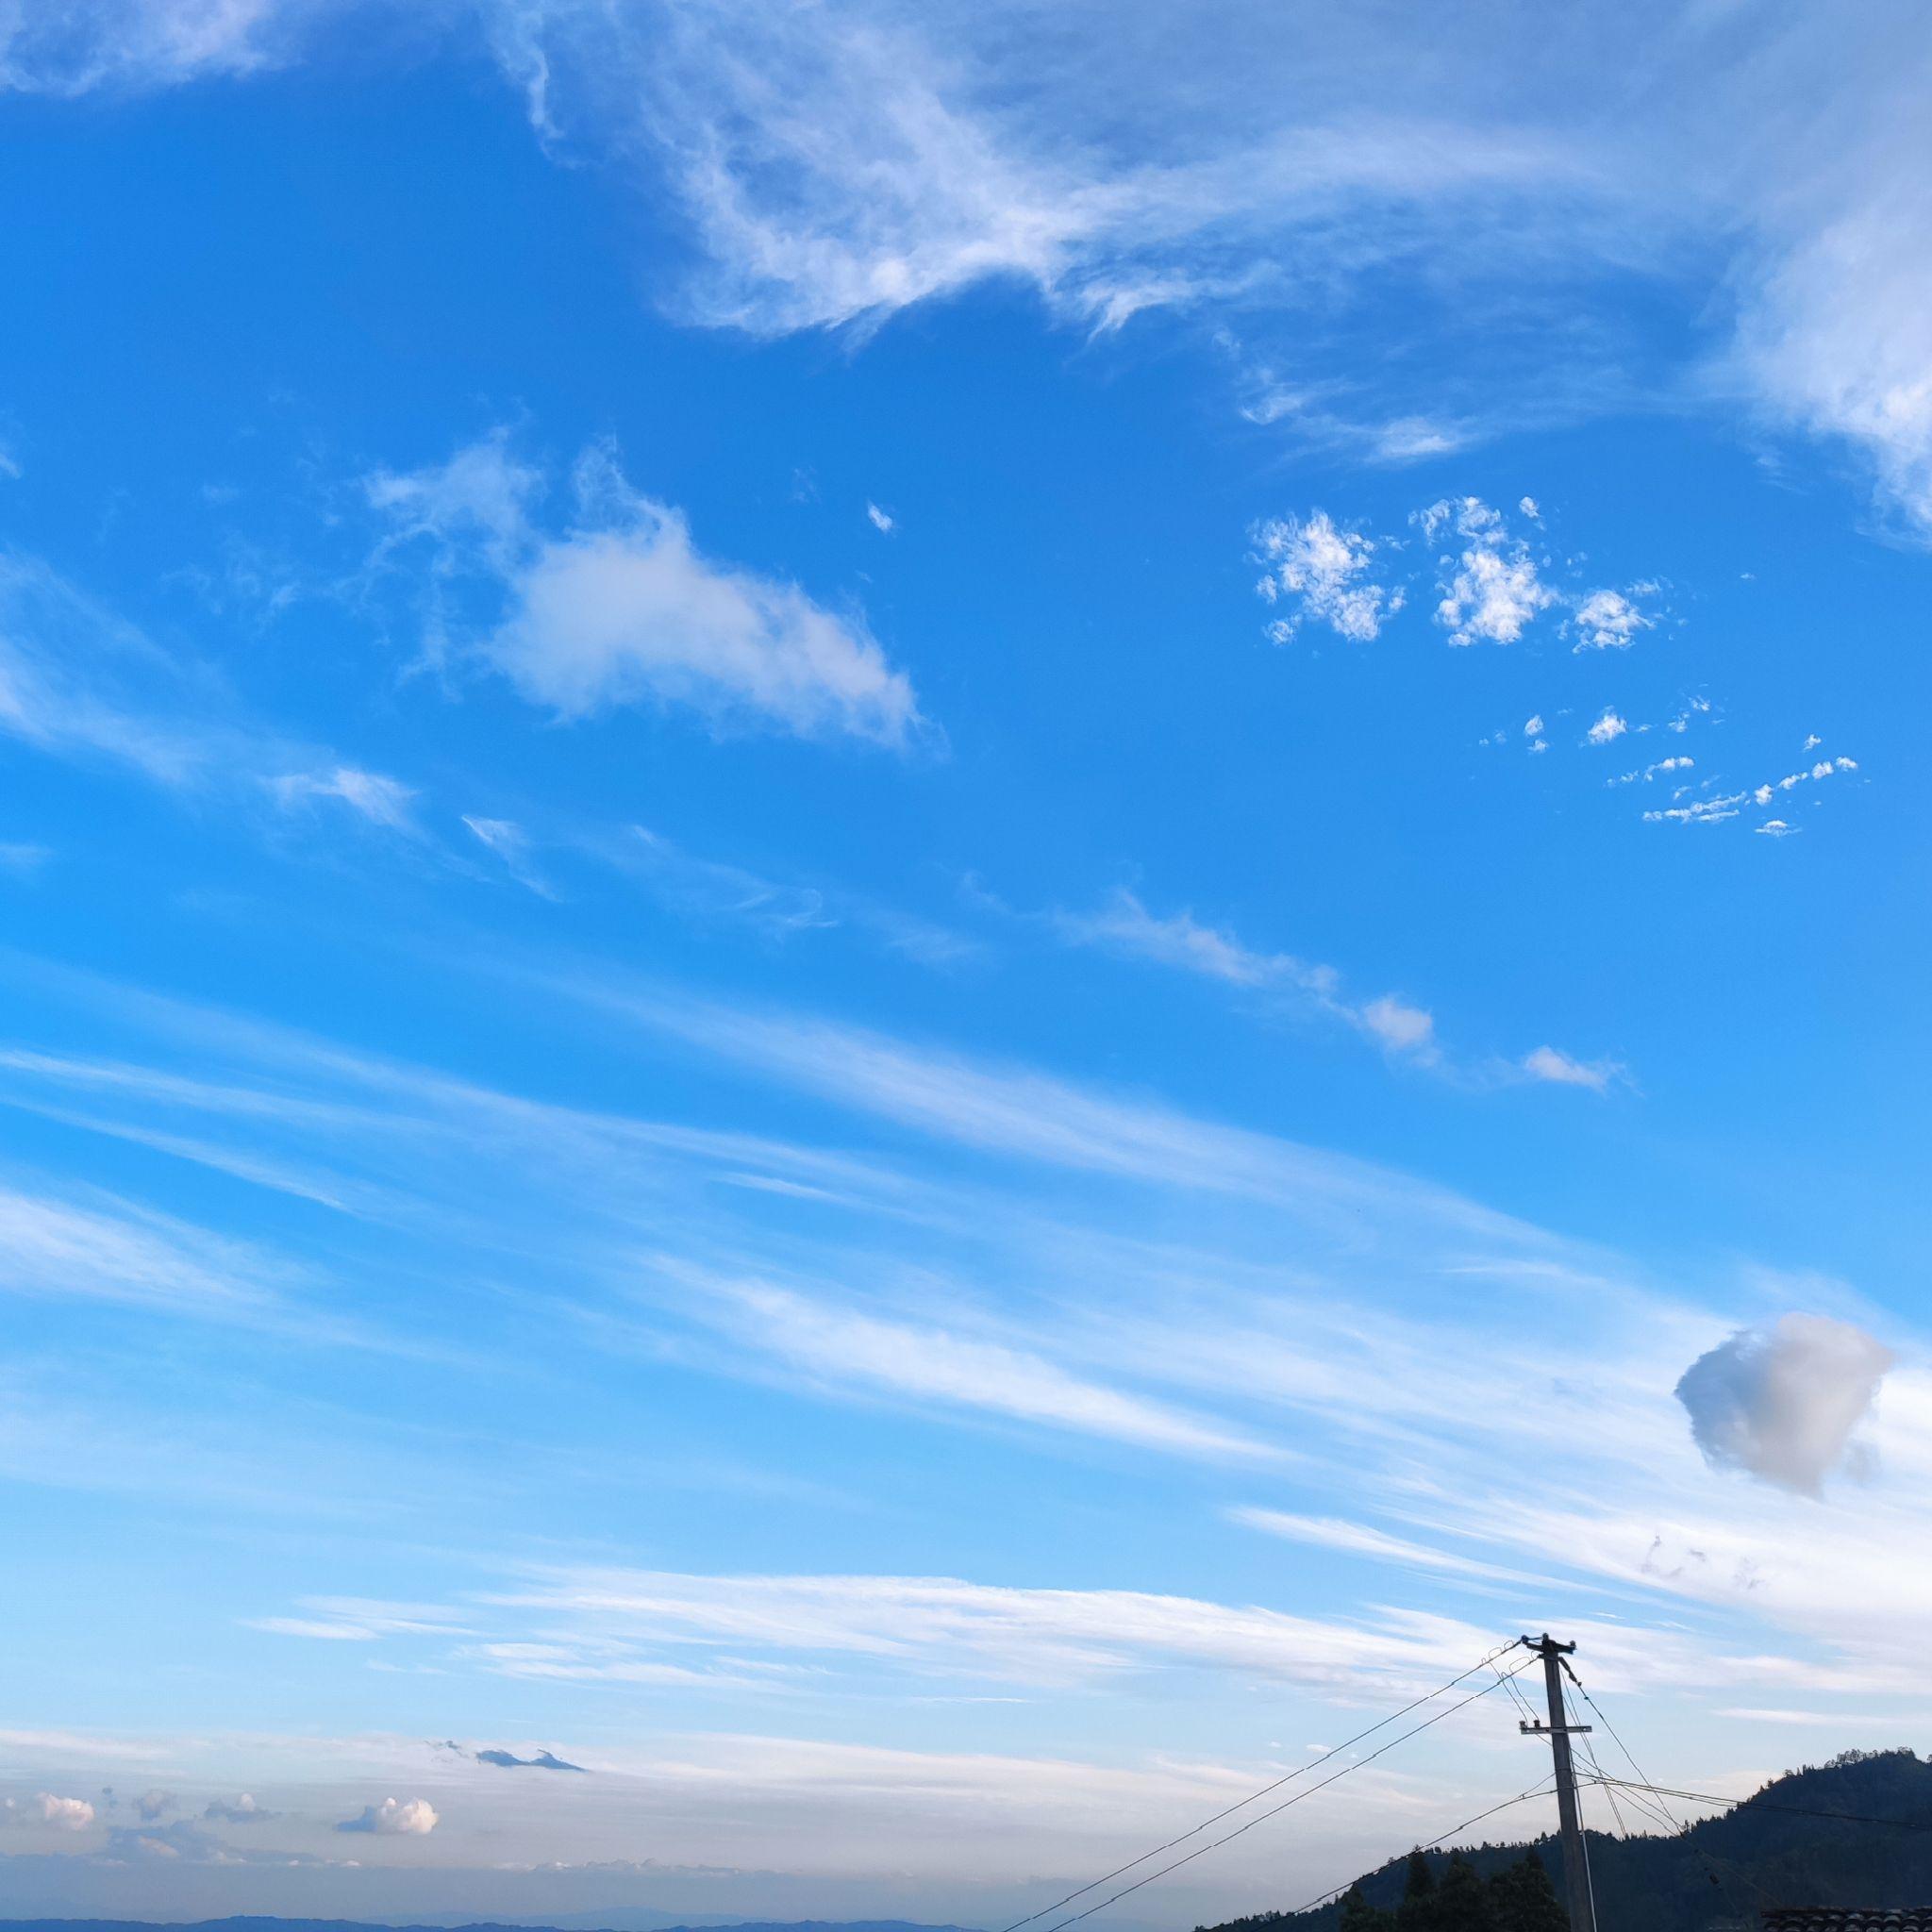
1519, 1633, 1598, 1932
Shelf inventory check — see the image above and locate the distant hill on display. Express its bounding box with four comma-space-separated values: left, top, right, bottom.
1194, 1748, 1932, 1931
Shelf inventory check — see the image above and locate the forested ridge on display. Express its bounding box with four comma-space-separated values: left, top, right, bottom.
1193, 1749, 1932, 1932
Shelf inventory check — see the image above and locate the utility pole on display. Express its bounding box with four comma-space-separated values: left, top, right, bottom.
1519, 1633, 1597, 1932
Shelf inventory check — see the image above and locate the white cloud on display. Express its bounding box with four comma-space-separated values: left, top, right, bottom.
670, 1268, 1272, 1461
1518, 496, 1541, 520
244, 1616, 383, 1641
1521, 1045, 1618, 1092
494, 503, 919, 742
865, 501, 894, 533
461, 814, 552, 895
1676, 1313, 1896, 1496
1251, 510, 1403, 642
365, 425, 541, 574
21, 7, 1932, 536
1418, 497, 1555, 646
0, 554, 223, 784
0, 0, 287, 95
617, 826, 836, 939
1607, 755, 1692, 787
1568, 586, 1654, 652
369, 436, 922, 746
1730, 116, 1932, 534
1644, 790, 1744, 826
1228, 1507, 1553, 1588
1755, 755, 1859, 805
1647, 749, 1857, 832
0, 554, 420, 840
0, 1184, 275, 1316
1053, 889, 1335, 996
4, 1792, 95, 1831
1357, 994, 1435, 1058
269, 765, 418, 832
1523, 713, 1542, 735
203, 1793, 275, 1823
1051, 891, 1469, 1076
491, 1566, 1504, 1692
335, 1795, 438, 1835
26, 958, 1932, 1733
1585, 708, 1627, 745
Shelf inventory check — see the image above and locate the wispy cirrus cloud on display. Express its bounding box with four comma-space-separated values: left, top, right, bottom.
1049, 887, 1609, 1090
0, 0, 291, 96
0, 1181, 280, 1317
653, 1263, 1275, 1462
0, 552, 420, 837
18, 4, 1932, 534
8, 949, 1932, 1759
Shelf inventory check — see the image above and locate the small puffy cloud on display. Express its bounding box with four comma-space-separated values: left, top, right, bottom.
1252, 509, 1403, 642
5, 1792, 95, 1831
1757, 818, 1798, 838
336, 1796, 439, 1836
1607, 755, 1693, 787
137, 1789, 177, 1822
370, 435, 922, 747
204, 1793, 276, 1824
1359, 994, 1435, 1058
495, 493, 918, 743
865, 502, 895, 533
1523, 713, 1543, 736
1418, 496, 1556, 646
1675, 1312, 1896, 1496
1518, 496, 1541, 520
1522, 1045, 1619, 1092
1645, 791, 1745, 825
1569, 586, 1655, 651
269, 765, 418, 832
1585, 708, 1627, 745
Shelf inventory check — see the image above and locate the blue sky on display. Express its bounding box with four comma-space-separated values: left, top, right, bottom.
3, 0, 1931, 1920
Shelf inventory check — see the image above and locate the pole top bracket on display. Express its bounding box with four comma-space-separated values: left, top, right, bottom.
1520, 1631, 1576, 1655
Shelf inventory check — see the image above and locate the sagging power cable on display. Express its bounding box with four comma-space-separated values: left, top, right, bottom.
1026, 1652, 1544, 1932
997, 1640, 1528, 1932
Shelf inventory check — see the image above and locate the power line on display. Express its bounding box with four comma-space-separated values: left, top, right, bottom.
1577, 1737, 1632, 1840
1582, 1774, 1932, 1835
1559, 1661, 1683, 1835
1561, 1660, 1764, 1921
1287, 1779, 1557, 1914
996, 1640, 1528, 1932
1027, 1654, 1544, 1932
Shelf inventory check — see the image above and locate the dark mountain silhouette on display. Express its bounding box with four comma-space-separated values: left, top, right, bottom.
1194, 1749, 1932, 1931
